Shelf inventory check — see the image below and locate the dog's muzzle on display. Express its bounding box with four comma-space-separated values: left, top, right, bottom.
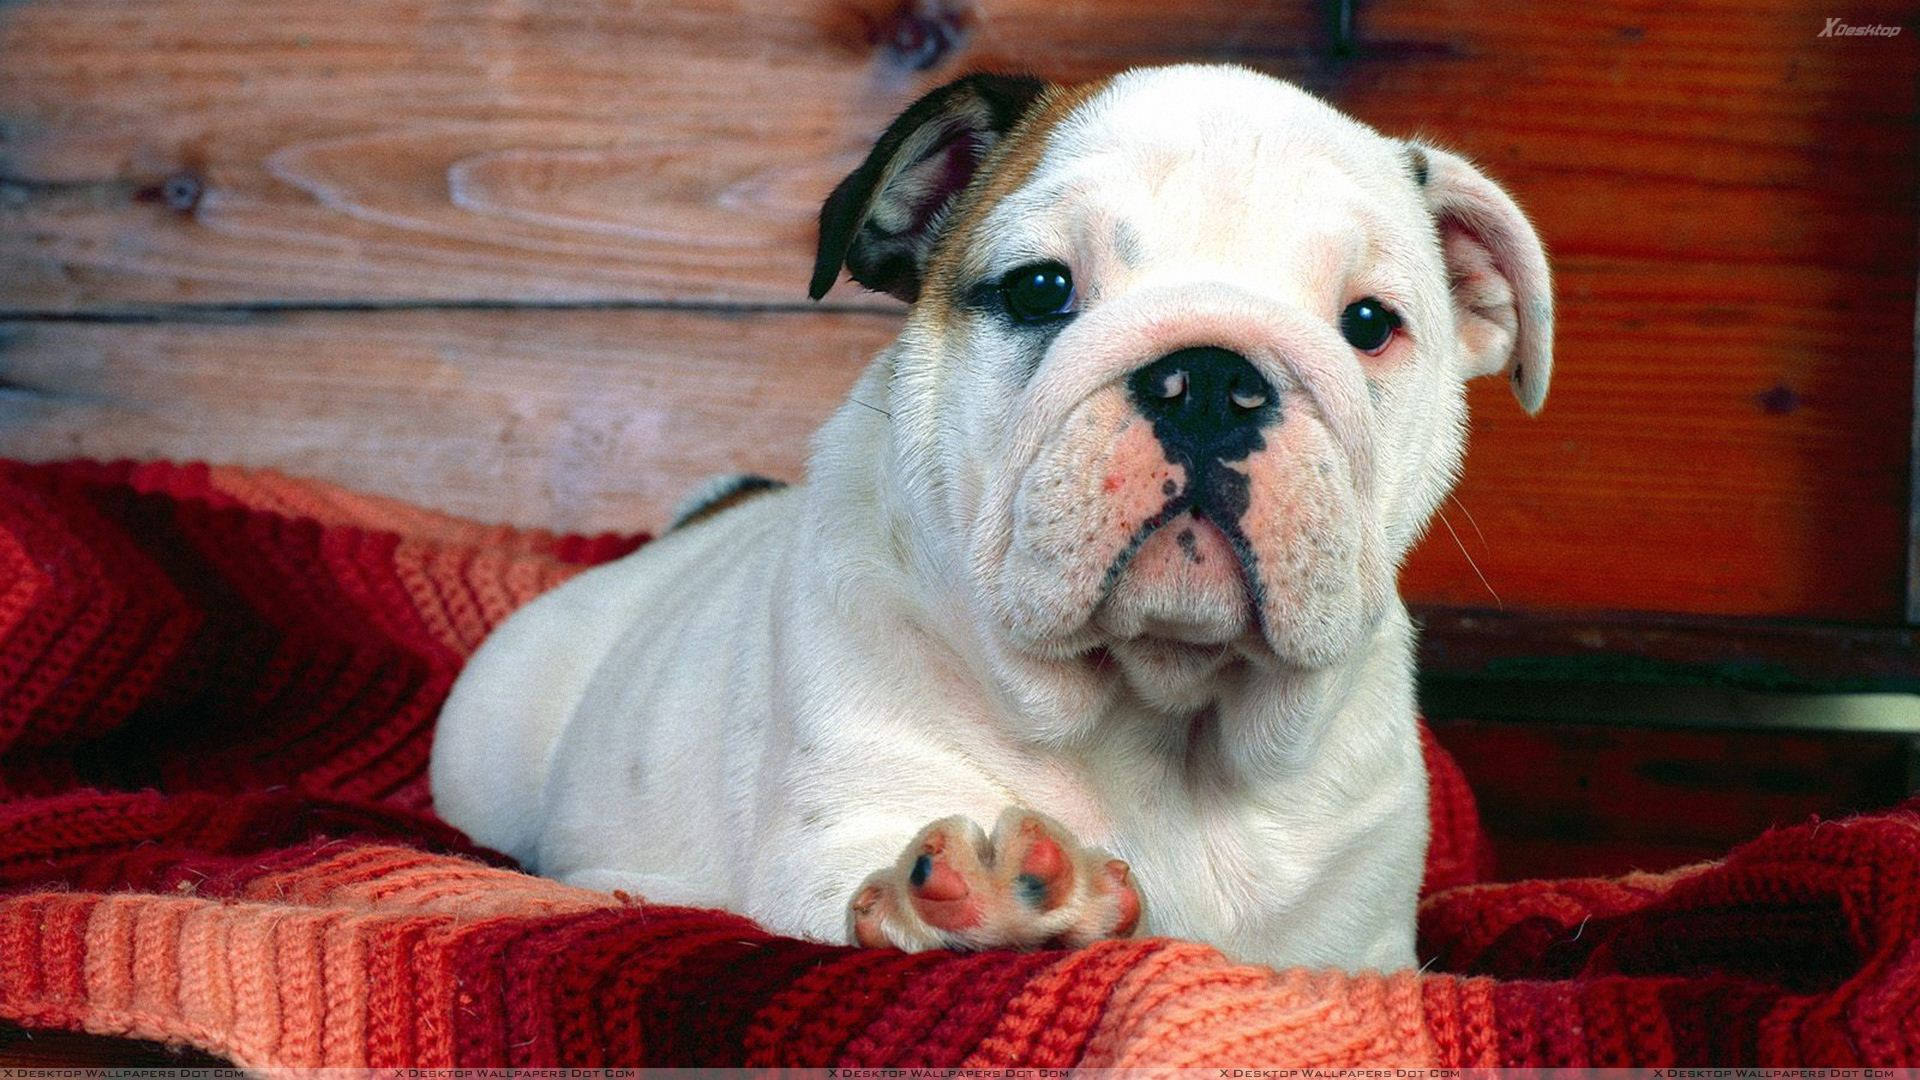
983, 282, 1382, 664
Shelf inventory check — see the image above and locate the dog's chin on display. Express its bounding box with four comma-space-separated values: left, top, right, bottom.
1092, 513, 1251, 646
1076, 515, 1254, 711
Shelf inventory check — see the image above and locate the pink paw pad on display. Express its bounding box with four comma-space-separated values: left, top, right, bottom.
906, 835, 982, 930
1013, 819, 1074, 910
847, 810, 1144, 953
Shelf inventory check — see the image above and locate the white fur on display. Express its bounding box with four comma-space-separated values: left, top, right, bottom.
431, 64, 1551, 972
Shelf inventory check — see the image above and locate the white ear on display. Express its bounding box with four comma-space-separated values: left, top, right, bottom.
1410, 143, 1554, 413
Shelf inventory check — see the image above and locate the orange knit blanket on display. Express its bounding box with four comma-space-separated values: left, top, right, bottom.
1, 459, 1916, 1067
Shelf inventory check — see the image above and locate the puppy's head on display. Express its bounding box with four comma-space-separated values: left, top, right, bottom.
813, 65, 1552, 716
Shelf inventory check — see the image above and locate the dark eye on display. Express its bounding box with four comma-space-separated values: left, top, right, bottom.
1340, 298, 1401, 354
1000, 262, 1076, 323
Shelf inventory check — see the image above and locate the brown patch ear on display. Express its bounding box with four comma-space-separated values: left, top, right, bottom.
1410, 142, 1555, 414
810, 73, 1048, 303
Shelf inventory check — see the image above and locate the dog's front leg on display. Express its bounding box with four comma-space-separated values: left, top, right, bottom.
846, 808, 1141, 952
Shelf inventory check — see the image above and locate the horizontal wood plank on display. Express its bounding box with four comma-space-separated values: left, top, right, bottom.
1417, 610, 1920, 691
0, 309, 895, 528
0, 1, 1911, 309
0, 298, 1908, 628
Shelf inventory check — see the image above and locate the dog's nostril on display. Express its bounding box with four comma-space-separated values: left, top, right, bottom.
1127, 347, 1276, 450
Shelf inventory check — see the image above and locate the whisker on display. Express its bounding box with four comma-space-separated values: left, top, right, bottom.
849, 397, 894, 419
1447, 494, 1489, 549
1436, 507, 1501, 608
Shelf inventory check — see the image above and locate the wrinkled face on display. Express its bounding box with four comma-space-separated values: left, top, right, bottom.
817, 65, 1551, 715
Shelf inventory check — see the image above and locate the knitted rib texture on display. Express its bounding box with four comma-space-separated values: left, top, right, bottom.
1, 459, 1915, 1067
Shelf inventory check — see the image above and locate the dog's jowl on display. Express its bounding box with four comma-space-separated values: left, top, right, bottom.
430, 64, 1552, 971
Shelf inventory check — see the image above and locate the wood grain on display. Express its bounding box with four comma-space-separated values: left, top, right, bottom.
0, 0, 1318, 311
0, 309, 896, 529
1408, 258, 1912, 620
1, 1, 1911, 308
0, 0, 1915, 622
1343, 3, 1919, 622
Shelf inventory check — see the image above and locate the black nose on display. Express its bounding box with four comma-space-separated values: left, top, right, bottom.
1126, 347, 1277, 464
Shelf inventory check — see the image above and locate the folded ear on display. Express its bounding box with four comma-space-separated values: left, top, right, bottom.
810, 73, 1049, 303
1408, 143, 1554, 413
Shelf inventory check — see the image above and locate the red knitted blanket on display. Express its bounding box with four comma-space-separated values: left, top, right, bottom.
1, 459, 1915, 1067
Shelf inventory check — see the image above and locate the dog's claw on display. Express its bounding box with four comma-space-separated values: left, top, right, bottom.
847, 809, 1143, 951
1106, 859, 1142, 937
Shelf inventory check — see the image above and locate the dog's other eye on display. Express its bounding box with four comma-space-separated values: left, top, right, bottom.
1339, 298, 1401, 354
1000, 262, 1076, 323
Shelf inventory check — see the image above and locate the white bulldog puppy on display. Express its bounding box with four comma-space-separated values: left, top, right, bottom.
430, 63, 1551, 971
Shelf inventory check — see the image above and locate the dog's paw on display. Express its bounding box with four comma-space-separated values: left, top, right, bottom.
847, 808, 1142, 951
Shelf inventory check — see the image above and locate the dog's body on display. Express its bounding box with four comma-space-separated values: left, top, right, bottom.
431, 65, 1552, 971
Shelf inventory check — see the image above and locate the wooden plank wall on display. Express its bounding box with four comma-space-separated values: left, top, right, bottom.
2, 0, 1915, 624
